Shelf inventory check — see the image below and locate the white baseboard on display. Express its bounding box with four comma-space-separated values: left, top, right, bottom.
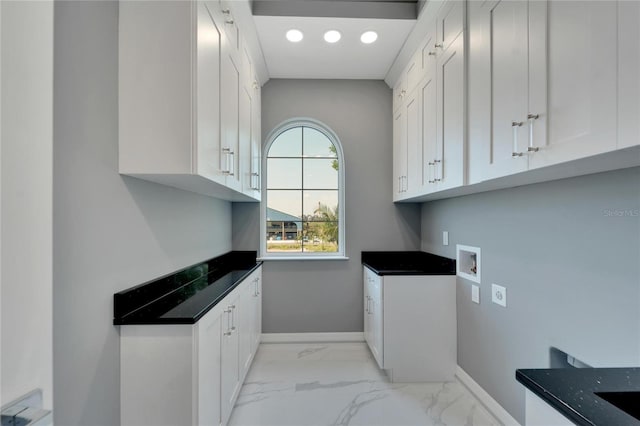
260, 332, 365, 343
456, 366, 521, 426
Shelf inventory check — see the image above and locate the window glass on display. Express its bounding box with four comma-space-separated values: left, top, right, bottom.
264, 122, 343, 256
268, 127, 302, 157
267, 159, 302, 189
303, 159, 338, 189
303, 127, 337, 158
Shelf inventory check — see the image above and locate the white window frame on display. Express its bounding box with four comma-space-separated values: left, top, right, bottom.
259, 118, 347, 260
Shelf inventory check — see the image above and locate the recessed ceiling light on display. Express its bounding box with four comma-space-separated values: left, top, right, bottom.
324, 30, 341, 43
286, 29, 303, 43
360, 31, 378, 44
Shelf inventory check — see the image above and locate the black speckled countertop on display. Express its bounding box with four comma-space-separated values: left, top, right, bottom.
361, 251, 455, 275
516, 368, 640, 426
114, 251, 261, 325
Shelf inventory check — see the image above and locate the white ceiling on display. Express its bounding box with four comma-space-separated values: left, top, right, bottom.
253, 15, 416, 80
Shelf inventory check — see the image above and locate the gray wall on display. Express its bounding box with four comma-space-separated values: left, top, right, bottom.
420, 167, 640, 424
53, 2, 232, 425
233, 79, 421, 333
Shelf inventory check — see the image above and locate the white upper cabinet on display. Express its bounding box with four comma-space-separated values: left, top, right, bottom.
119, 0, 261, 201
434, 20, 465, 191
405, 90, 423, 197
196, 2, 224, 185
618, 0, 640, 149
393, 108, 407, 200
393, 1, 466, 200
528, 0, 618, 169
469, 0, 623, 184
468, 0, 530, 182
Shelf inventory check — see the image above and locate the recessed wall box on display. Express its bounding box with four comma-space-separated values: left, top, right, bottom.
456, 245, 481, 283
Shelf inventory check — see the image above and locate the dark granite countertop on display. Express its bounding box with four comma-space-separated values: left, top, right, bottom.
516, 367, 640, 426
114, 251, 261, 325
361, 251, 456, 275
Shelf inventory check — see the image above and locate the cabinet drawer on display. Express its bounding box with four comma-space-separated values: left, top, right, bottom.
437, 0, 464, 51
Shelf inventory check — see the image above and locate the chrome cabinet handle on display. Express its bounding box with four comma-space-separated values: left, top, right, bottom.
512, 121, 524, 157
222, 147, 234, 175
428, 162, 435, 184
428, 51, 437, 56
433, 159, 441, 182
230, 305, 236, 331
221, 8, 230, 14
527, 113, 540, 152
434, 42, 443, 49
250, 172, 260, 190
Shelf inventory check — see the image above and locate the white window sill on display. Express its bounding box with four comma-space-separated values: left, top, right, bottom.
258, 256, 350, 261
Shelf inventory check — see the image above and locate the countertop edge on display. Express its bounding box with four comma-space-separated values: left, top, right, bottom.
515, 370, 593, 426
114, 261, 262, 326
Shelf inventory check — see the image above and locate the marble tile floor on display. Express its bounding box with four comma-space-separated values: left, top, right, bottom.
228, 342, 501, 426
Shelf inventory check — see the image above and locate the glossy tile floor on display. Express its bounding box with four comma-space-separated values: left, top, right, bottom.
228, 343, 500, 426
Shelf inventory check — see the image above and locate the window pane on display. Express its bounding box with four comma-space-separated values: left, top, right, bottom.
266, 190, 302, 253
301, 222, 338, 253
303, 159, 338, 189
267, 159, 302, 189
303, 127, 337, 158
267, 190, 302, 219
303, 190, 338, 219
268, 127, 302, 157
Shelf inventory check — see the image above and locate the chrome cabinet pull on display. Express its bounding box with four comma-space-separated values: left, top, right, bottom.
434, 159, 441, 182
434, 42, 443, 49
527, 113, 540, 152
222, 147, 234, 175
428, 51, 437, 56
428, 161, 435, 184
230, 305, 236, 331
250, 172, 260, 190
512, 121, 524, 157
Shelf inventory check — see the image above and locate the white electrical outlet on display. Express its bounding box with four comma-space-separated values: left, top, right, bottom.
492, 284, 507, 307
443, 231, 449, 246
471, 285, 480, 304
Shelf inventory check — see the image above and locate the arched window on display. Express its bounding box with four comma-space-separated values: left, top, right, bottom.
261, 118, 345, 259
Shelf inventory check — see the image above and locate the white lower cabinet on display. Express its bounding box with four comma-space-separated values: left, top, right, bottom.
525, 390, 575, 425
363, 266, 456, 382
120, 266, 262, 426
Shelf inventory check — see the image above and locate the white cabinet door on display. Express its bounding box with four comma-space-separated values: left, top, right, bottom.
196, 2, 224, 184
221, 34, 242, 192
364, 281, 371, 349
618, 0, 640, 149
405, 91, 422, 196
239, 274, 254, 378
393, 77, 407, 113
220, 293, 241, 425
421, 71, 438, 194
528, 0, 618, 168
239, 84, 253, 196
252, 271, 262, 350
250, 78, 262, 200
435, 30, 465, 191
196, 307, 222, 426
474, 0, 529, 180
366, 272, 384, 369
393, 109, 407, 200
436, 0, 464, 52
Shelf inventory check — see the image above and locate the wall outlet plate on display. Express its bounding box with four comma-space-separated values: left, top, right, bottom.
471, 285, 480, 304
491, 284, 507, 307
443, 231, 449, 246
